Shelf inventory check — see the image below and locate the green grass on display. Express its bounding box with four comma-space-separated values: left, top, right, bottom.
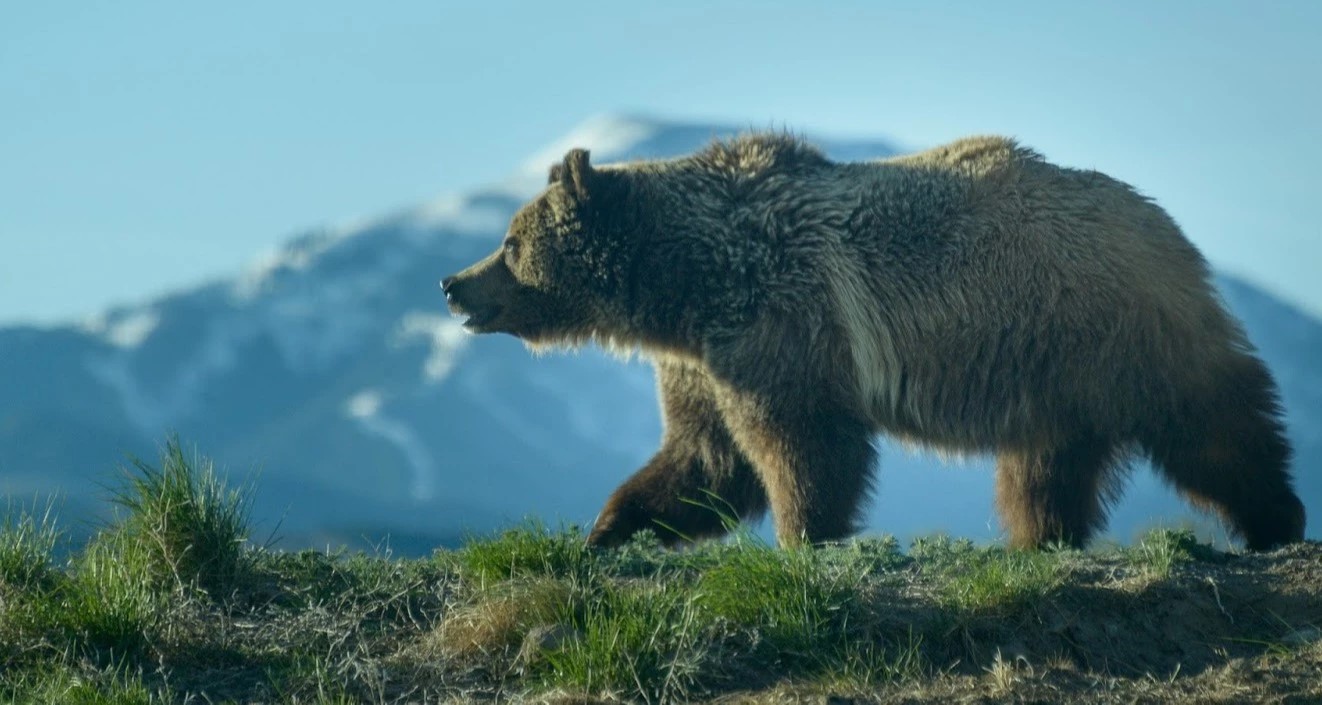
3, 437, 1297, 704
939, 548, 1066, 614
909, 535, 1068, 615
1, 662, 163, 705
0, 498, 61, 591
535, 579, 710, 703
443, 532, 719, 700
0, 439, 257, 701
442, 532, 917, 700
57, 529, 163, 658
1126, 528, 1212, 578
697, 544, 865, 662
263, 651, 359, 704
110, 435, 256, 596
454, 521, 595, 584
815, 630, 929, 693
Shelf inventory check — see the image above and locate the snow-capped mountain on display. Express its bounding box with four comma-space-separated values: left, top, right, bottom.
1, 116, 1318, 552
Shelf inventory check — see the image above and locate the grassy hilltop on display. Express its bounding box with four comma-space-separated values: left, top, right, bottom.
1, 441, 1319, 704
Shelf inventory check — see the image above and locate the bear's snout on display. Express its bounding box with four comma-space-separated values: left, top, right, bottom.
440, 275, 468, 312
440, 276, 481, 316
441, 253, 519, 334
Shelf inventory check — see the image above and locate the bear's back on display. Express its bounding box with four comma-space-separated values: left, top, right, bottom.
880, 135, 1030, 178
808, 137, 1244, 446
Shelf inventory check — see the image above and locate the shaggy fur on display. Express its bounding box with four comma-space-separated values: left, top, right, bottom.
442, 133, 1305, 550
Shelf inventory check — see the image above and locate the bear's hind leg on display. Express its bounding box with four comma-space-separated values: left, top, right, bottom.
1143, 356, 1304, 550
995, 436, 1122, 549
587, 360, 768, 548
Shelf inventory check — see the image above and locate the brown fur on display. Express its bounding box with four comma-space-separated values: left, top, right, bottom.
442, 133, 1305, 550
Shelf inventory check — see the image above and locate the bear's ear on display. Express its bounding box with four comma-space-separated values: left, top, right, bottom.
551, 148, 595, 200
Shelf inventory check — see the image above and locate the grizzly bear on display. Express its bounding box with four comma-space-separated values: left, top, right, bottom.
442, 133, 1306, 551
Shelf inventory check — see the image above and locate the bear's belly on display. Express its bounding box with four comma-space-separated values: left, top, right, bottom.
863, 364, 1066, 453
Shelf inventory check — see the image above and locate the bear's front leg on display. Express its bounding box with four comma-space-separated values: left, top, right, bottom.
705, 329, 878, 548
587, 359, 768, 548
717, 391, 877, 547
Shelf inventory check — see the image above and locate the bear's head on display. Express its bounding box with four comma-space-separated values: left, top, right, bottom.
442, 148, 635, 348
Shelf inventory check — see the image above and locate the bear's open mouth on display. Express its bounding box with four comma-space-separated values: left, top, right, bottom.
462, 306, 503, 331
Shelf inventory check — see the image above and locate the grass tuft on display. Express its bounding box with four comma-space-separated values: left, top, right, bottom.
942, 550, 1064, 614
697, 544, 867, 668
456, 521, 594, 584
536, 579, 710, 704
264, 652, 358, 705
0, 661, 163, 705
57, 529, 162, 658
1126, 528, 1214, 578
110, 435, 255, 597
434, 577, 574, 659
0, 498, 61, 590
815, 629, 929, 692
912, 536, 1066, 615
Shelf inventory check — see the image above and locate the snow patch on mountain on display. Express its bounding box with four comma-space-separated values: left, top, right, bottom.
256, 274, 383, 372
84, 356, 167, 434
81, 309, 161, 348
85, 317, 244, 434
81, 176, 511, 441
345, 389, 438, 502
511, 115, 660, 192
233, 231, 341, 302
238, 237, 413, 371
410, 193, 521, 237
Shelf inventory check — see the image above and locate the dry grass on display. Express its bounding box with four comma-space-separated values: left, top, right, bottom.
431, 577, 574, 659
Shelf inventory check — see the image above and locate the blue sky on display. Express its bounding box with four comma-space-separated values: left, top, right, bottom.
3, 1, 1320, 323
